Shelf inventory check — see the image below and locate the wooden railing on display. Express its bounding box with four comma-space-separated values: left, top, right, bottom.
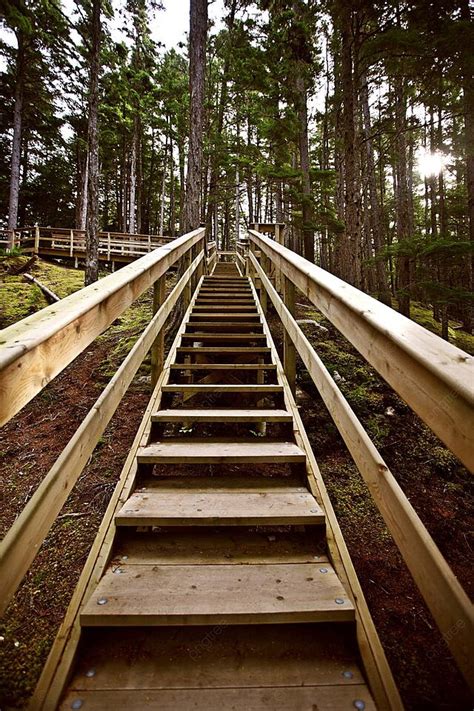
0, 226, 174, 261
246, 227, 474, 691
0, 227, 206, 613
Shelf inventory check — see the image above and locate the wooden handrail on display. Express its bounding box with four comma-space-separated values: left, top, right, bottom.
250, 249, 474, 690
0, 227, 174, 241
0, 227, 205, 426
0, 251, 204, 614
248, 229, 474, 472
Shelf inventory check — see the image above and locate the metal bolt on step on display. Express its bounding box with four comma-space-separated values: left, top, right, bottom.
310, 509, 318, 513
342, 670, 353, 679
97, 597, 108, 605
319, 568, 328, 574
85, 669, 96, 678
71, 700, 83, 709
354, 701, 366, 710
335, 598, 345, 605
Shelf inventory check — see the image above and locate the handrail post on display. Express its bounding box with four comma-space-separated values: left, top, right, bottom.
259, 252, 268, 315
107, 232, 111, 261
34, 225, 40, 255
182, 248, 192, 310
283, 274, 296, 394
196, 236, 204, 282
70, 229, 74, 258
151, 274, 166, 388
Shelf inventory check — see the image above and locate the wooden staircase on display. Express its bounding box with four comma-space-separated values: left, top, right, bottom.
55, 261, 378, 709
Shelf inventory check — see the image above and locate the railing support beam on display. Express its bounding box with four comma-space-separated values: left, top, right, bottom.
283, 274, 296, 394
151, 274, 166, 388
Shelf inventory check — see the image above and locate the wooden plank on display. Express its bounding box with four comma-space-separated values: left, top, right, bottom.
186, 322, 264, 331
177, 346, 270, 353
114, 530, 326, 565
198, 289, 252, 294
80, 562, 354, 626
60, 686, 375, 710
169, 363, 276, 370
115, 489, 324, 526
249, 229, 474, 472
195, 297, 254, 302
190, 312, 260, 319
137, 439, 305, 464
196, 303, 257, 313
199, 286, 252, 291
130, 474, 306, 490
252, 250, 474, 691
67, 624, 362, 692
181, 333, 267, 340
161, 384, 283, 393
0, 227, 205, 426
0, 252, 205, 615
151, 408, 292, 422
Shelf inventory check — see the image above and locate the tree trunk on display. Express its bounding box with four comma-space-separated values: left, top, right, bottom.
204, 0, 237, 238
295, 73, 313, 262
334, 3, 360, 285
461, 0, 474, 332
85, 0, 101, 286
128, 115, 139, 234
8, 30, 26, 232
78, 153, 89, 231
183, 0, 208, 234
360, 72, 391, 304
394, 76, 411, 317
169, 134, 176, 237
159, 131, 168, 237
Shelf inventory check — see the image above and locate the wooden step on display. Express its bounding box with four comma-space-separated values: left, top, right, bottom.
80, 562, 354, 626
137, 439, 306, 464
190, 313, 260, 319
61, 686, 375, 710
113, 528, 325, 565
115, 484, 324, 527
177, 346, 270, 354
186, 322, 264, 331
161, 384, 283, 393
190, 305, 257, 311
169, 363, 276, 371
199, 287, 252, 292
64, 624, 373, 710
181, 333, 267, 340
196, 297, 254, 302
66, 623, 365, 690
199, 289, 252, 294
151, 408, 291, 422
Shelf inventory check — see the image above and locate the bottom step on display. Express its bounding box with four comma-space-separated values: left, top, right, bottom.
61, 685, 376, 710
64, 623, 374, 710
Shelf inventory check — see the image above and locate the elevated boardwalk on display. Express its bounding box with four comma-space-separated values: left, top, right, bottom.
0, 229, 472, 710
0, 226, 174, 265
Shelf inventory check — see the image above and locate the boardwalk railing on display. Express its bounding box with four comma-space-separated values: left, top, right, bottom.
0, 226, 175, 262
246, 227, 474, 690
0, 228, 206, 613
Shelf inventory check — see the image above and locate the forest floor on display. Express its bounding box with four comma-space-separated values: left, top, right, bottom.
0, 255, 473, 710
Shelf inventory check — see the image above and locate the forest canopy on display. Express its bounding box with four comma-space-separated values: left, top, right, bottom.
1, 0, 473, 331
